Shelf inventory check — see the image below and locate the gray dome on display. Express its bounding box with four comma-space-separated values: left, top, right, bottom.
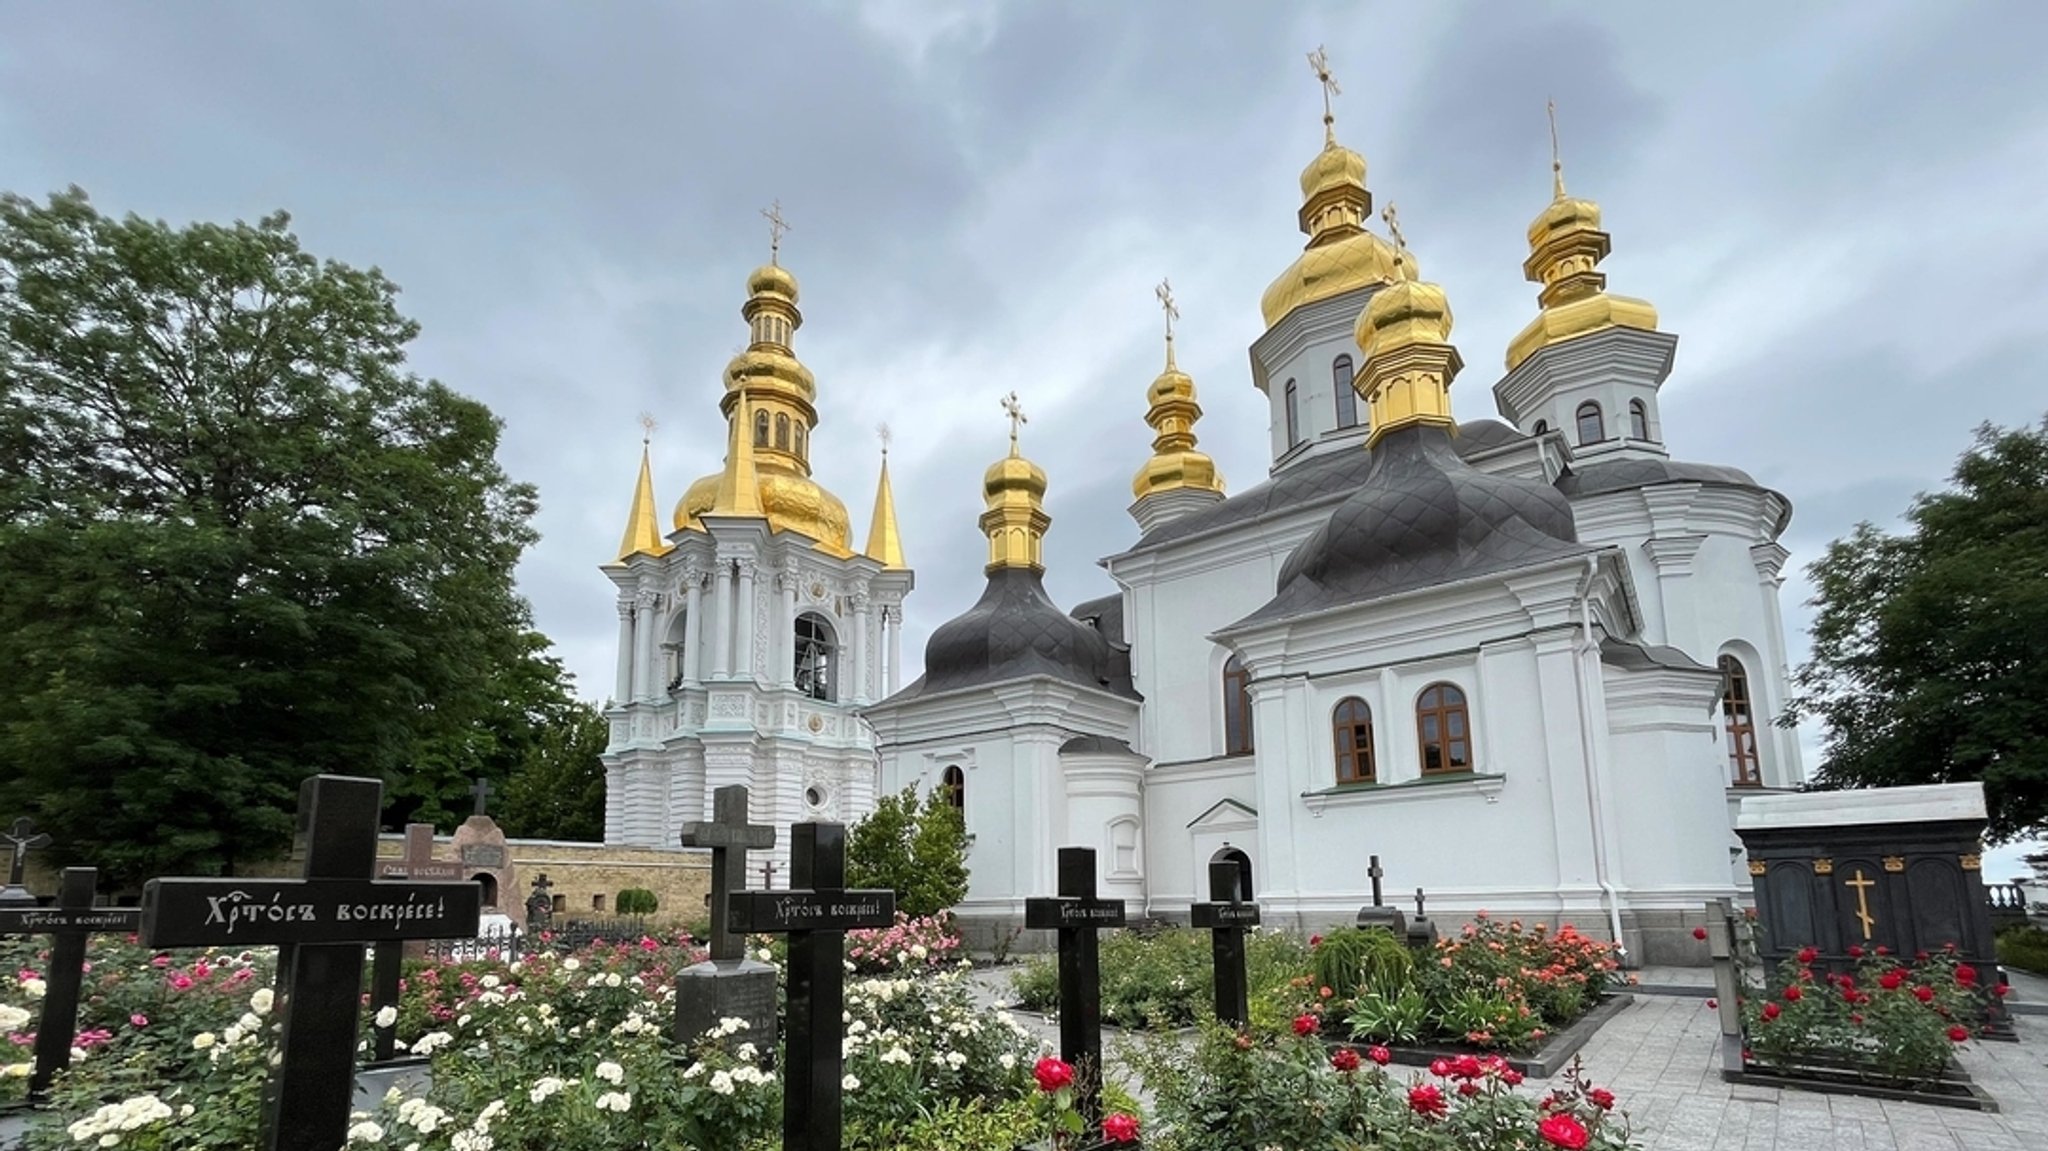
1251, 424, 1585, 622
919, 568, 1131, 697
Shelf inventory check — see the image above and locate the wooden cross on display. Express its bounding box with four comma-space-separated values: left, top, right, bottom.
1844, 868, 1878, 941
1190, 857, 1260, 1027
1307, 45, 1341, 141
1, 867, 141, 1100
140, 776, 482, 1151
469, 777, 494, 817
762, 200, 791, 264
1547, 97, 1567, 198
4, 816, 50, 888
1024, 847, 1127, 1132
679, 784, 776, 962
1381, 203, 1408, 252
729, 823, 894, 1151
1001, 391, 1027, 452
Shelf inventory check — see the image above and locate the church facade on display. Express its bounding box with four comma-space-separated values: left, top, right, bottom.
861, 88, 1801, 965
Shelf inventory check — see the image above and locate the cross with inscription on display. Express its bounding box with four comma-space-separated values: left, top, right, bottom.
469, 777, 494, 817
140, 775, 482, 1151
1024, 846, 1128, 1132
729, 822, 894, 1151
0, 866, 141, 1100
1190, 856, 1260, 1026
1, 816, 51, 906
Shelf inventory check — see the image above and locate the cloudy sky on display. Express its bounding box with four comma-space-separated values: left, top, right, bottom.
5, 3, 2044, 865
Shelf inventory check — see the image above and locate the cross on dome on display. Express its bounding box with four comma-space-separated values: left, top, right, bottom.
1001, 391, 1027, 453
1547, 97, 1567, 198
1381, 202, 1408, 252
761, 200, 791, 265
1155, 278, 1179, 340
638, 411, 657, 446
1307, 45, 1341, 143
876, 421, 893, 456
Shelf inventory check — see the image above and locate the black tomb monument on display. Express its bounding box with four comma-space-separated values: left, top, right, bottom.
674, 784, 779, 1048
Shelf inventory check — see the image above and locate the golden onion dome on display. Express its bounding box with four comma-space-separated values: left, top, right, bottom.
746, 262, 799, 302
722, 346, 816, 403
1300, 141, 1367, 199
1261, 232, 1412, 329
984, 451, 1048, 501
1527, 194, 1603, 249
1147, 363, 1195, 406
1356, 277, 1454, 361
673, 466, 853, 556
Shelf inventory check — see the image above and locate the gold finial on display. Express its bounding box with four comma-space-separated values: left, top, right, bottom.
1381, 203, 1407, 252
638, 411, 657, 446
761, 200, 791, 266
1155, 277, 1179, 368
1000, 391, 1027, 455
614, 418, 672, 562
1547, 98, 1566, 199
1307, 45, 1341, 145
876, 421, 892, 456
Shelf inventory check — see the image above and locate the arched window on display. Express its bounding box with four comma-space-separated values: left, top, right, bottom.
753, 409, 771, 447
1212, 846, 1254, 900
665, 608, 689, 689
1720, 655, 1761, 786
1332, 697, 1375, 784
1575, 402, 1605, 445
1533, 419, 1549, 435
1222, 653, 1254, 755
940, 764, 965, 813
794, 612, 836, 701
1332, 356, 1358, 428
794, 422, 807, 461
1628, 399, 1650, 441
775, 412, 791, 450
1416, 683, 1472, 774
1283, 380, 1301, 448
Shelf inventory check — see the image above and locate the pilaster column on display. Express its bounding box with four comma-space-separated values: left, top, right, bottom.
633, 589, 658, 701
735, 559, 757, 680
885, 604, 902, 696
681, 563, 704, 687
711, 560, 734, 678
613, 598, 635, 704
778, 569, 800, 688
851, 591, 871, 704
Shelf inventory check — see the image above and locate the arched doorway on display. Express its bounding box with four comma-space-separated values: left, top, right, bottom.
1212, 846, 1253, 901
473, 872, 499, 910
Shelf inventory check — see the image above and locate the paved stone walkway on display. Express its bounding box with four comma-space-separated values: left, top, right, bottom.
967, 967, 2048, 1150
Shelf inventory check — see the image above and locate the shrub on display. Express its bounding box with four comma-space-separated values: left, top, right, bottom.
1996, 925, 2048, 975
614, 888, 658, 916
845, 911, 964, 974
1739, 944, 1995, 1085
848, 785, 970, 917
1311, 926, 1412, 998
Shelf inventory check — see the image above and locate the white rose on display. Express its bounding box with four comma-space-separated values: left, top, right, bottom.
249, 988, 275, 1015
595, 1060, 625, 1085
841, 1074, 861, 1091
191, 1033, 216, 1050
374, 1006, 398, 1029
347, 1120, 385, 1144
710, 1070, 735, 1096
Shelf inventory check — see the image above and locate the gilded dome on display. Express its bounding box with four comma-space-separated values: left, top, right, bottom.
674, 464, 853, 556
984, 452, 1048, 501
1300, 141, 1367, 198
1147, 364, 1194, 405
746, 262, 799, 302
1261, 231, 1412, 328
1527, 195, 1603, 249
1356, 277, 1454, 359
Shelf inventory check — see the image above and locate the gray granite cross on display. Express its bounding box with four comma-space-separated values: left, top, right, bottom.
469, 778, 494, 817
680, 785, 775, 961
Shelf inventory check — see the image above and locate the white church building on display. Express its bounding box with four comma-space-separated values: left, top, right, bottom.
861, 97, 1801, 965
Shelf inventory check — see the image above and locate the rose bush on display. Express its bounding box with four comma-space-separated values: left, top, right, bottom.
1737, 943, 1994, 1085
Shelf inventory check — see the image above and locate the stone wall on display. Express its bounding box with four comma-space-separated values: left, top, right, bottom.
373, 837, 711, 928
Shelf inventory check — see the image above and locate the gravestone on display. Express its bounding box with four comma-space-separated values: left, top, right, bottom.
370, 823, 464, 1062
0, 817, 51, 907
140, 775, 482, 1151
0, 867, 141, 1100
449, 782, 519, 926
729, 822, 894, 1151
1408, 887, 1439, 949
1190, 857, 1260, 1026
1024, 846, 1127, 1132
1736, 783, 2010, 1035
526, 873, 555, 931
1354, 854, 1407, 937
673, 785, 778, 1048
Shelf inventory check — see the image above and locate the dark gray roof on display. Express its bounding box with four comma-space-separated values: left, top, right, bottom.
1555, 456, 1790, 533
1598, 637, 1713, 674
1068, 594, 1126, 648
893, 568, 1139, 701
1059, 734, 1136, 755
1237, 424, 1587, 626
1126, 420, 1535, 554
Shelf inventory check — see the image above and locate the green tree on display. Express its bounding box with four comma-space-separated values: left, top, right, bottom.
497, 695, 611, 842
1785, 416, 2048, 841
0, 189, 543, 884
847, 785, 970, 917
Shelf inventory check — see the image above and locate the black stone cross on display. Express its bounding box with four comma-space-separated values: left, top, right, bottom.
469, 777, 494, 817
1415, 887, 1426, 919
0, 867, 141, 1100
1, 817, 52, 905
1367, 854, 1385, 907
1190, 857, 1260, 1027
140, 775, 482, 1151
729, 823, 894, 1151
1024, 846, 1128, 1130
679, 784, 776, 961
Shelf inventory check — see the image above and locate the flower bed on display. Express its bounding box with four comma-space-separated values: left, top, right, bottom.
1012, 928, 1311, 1031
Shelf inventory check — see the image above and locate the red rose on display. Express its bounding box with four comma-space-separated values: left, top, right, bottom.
1783, 985, 1803, 1002
1915, 950, 1929, 962
1879, 970, 1905, 990
1705, 999, 1719, 1009
1451, 1054, 1484, 1080
1457, 1080, 1481, 1097
1588, 1086, 1616, 1111
1797, 946, 1819, 964
1539, 1113, 1591, 1150
1914, 985, 1935, 1003
1948, 1025, 1970, 1043
1994, 983, 2012, 998
1292, 1013, 1319, 1037
1850, 1013, 1864, 1025
1032, 1057, 1074, 1093
1309, 934, 1323, 948
1692, 927, 1708, 941
1848, 945, 1865, 958
1319, 985, 1334, 999
1331, 1047, 1361, 1073
1102, 1113, 1140, 1144
1762, 1002, 1782, 1021
1233, 1032, 1254, 1051
1409, 1083, 1448, 1118
1875, 945, 1890, 956
1430, 1058, 1452, 1077
1956, 964, 1978, 987
1503, 1068, 1525, 1085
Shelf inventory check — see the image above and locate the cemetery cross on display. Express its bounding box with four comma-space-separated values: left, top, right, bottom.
0, 817, 52, 907
1023, 846, 1128, 1131
1189, 856, 1261, 1027
673, 785, 780, 1048
370, 824, 463, 1063
1367, 854, 1384, 907
140, 775, 482, 1151
0, 866, 141, 1101
728, 822, 895, 1151
469, 777, 494, 817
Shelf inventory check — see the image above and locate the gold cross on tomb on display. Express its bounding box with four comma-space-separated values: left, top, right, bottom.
1843, 868, 1878, 941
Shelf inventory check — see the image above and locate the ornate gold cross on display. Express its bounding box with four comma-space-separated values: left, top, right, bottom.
1000, 391, 1027, 451
638, 411, 658, 446
1547, 97, 1566, 198
876, 421, 892, 456
1155, 278, 1178, 341
761, 200, 791, 264
1381, 203, 1408, 252
1843, 868, 1878, 941
1307, 45, 1340, 141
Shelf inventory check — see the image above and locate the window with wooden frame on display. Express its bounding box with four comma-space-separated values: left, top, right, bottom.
1222, 654, 1255, 756
1332, 356, 1358, 428
1720, 655, 1762, 786
1332, 696, 1375, 784
1416, 683, 1472, 774
940, 764, 965, 813
1575, 402, 1605, 445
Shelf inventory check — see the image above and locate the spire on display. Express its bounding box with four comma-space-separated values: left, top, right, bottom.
1355, 212, 1462, 447
1133, 278, 1224, 501
613, 415, 673, 562
982, 393, 1050, 572
864, 423, 906, 568
1506, 101, 1658, 371
711, 388, 764, 517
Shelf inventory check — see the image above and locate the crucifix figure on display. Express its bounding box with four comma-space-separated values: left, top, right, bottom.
1381, 203, 1408, 252
1307, 45, 1341, 142
1000, 391, 1027, 453
5, 817, 50, 888
469, 778, 494, 818
762, 200, 791, 265
1414, 887, 1427, 920
1844, 868, 1878, 941
1547, 97, 1567, 198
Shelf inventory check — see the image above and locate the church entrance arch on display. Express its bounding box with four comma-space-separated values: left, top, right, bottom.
1211, 846, 1254, 900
